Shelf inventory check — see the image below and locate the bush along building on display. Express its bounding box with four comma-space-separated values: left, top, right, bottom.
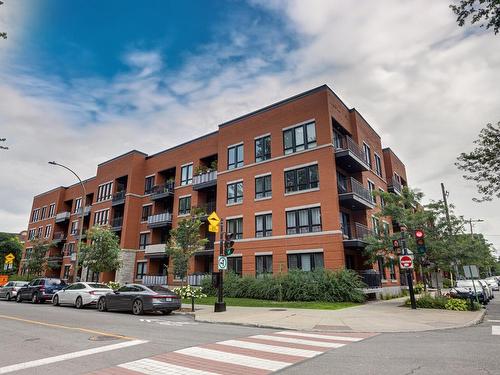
20, 85, 409, 294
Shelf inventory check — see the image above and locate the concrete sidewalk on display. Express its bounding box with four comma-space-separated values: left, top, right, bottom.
184, 297, 485, 333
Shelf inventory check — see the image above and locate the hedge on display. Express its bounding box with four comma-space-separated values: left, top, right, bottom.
201, 269, 366, 303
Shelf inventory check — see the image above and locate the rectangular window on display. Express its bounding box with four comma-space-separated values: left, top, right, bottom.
374, 154, 383, 177
48, 203, 56, 218
139, 233, 150, 250
389, 260, 396, 280
37, 227, 43, 239
378, 257, 387, 280
94, 210, 109, 225
256, 255, 272, 276
255, 214, 272, 238
363, 143, 372, 168
285, 164, 319, 193
40, 206, 47, 220
227, 218, 243, 239
227, 257, 242, 276
32, 208, 40, 222
66, 243, 75, 256
379, 188, 385, 208
63, 265, 71, 280
74, 198, 82, 213
44, 225, 51, 239
367, 180, 375, 197
227, 182, 243, 205
228, 144, 244, 169
28, 229, 36, 240
70, 220, 79, 235
288, 252, 324, 271
178, 196, 191, 215
136, 262, 147, 280
372, 216, 380, 235
283, 122, 316, 155
286, 206, 322, 234
25, 248, 32, 259
141, 205, 152, 222
180, 164, 193, 186
97, 182, 113, 202
144, 176, 155, 194
255, 175, 272, 199
382, 222, 390, 237
255, 135, 271, 162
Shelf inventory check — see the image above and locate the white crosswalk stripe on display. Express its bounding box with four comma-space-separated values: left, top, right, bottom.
119, 358, 219, 375
251, 334, 346, 348
276, 331, 364, 342
492, 326, 500, 335
219, 339, 324, 357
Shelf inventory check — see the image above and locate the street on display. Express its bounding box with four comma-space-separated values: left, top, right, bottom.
0, 295, 498, 375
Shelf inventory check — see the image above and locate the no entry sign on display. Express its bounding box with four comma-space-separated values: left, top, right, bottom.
399, 255, 414, 269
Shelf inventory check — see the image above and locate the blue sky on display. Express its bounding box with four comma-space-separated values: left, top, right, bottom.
0, 0, 499, 251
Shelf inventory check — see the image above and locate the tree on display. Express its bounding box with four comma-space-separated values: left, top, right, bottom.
26, 238, 50, 277
79, 226, 121, 276
450, 0, 500, 35
0, 138, 8, 150
165, 216, 208, 286
456, 121, 500, 202
0, 233, 23, 273
0, 1, 6, 40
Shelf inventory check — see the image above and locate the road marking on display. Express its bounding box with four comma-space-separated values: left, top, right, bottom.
251, 334, 345, 348
0, 340, 148, 374
120, 358, 219, 375
492, 326, 500, 335
0, 314, 135, 340
275, 331, 364, 342
219, 339, 323, 357
139, 318, 198, 326
487, 319, 500, 323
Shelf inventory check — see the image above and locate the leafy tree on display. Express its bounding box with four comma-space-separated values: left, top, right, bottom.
450, 0, 500, 34
0, 138, 8, 150
79, 226, 121, 275
0, 1, 6, 40
26, 238, 50, 277
0, 232, 23, 273
165, 216, 208, 286
456, 121, 500, 202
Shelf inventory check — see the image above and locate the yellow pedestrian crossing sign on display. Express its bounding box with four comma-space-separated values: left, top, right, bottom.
207, 211, 220, 227
208, 224, 219, 233
4, 253, 15, 264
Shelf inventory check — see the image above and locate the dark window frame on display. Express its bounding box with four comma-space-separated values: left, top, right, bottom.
136, 262, 147, 280
286, 207, 322, 235
227, 182, 243, 205
255, 214, 272, 238
255, 135, 271, 162
227, 218, 243, 239
256, 255, 273, 276
141, 205, 152, 222
139, 233, 150, 250
283, 122, 317, 155
287, 252, 324, 271
178, 196, 191, 215
255, 175, 272, 199
284, 164, 319, 193
227, 256, 242, 276
144, 176, 155, 194
180, 164, 193, 186
228, 144, 244, 170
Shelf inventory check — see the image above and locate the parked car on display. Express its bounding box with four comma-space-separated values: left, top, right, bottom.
456, 280, 488, 304
0, 281, 29, 301
485, 277, 499, 292
97, 284, 181, 315
53, 282, 113, 309
16, 278, 66, 304
478, 280, 494, 300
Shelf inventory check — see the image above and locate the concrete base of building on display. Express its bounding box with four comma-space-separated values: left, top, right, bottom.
115, 249, 137, 285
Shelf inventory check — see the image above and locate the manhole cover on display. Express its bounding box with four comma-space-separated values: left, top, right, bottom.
88, 335, 120, 342
269, 308, 287, 311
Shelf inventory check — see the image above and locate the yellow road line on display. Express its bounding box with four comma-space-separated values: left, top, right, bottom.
0, 314, 135, 340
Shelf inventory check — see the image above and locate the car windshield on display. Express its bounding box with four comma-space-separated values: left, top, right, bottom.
146, 285, 174, 294
88, 283, 110, 289
47, 279, 66, 286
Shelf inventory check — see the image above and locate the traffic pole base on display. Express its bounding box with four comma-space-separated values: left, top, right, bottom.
214, 302, 226, 312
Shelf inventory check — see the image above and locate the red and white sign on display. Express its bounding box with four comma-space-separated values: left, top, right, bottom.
399, 255, 414, 269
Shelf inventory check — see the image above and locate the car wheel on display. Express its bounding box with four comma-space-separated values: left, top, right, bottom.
6, 293, 11, 301
161, 310, 172, 315
31, 293, 39, 304
53, 295, 59, 306
97, 298, 107, 312
132, 299, 144, 315
75, 297, 83, 309
16, 294, 22, 303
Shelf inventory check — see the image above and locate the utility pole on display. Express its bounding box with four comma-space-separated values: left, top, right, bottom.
441, 182, 457, 283
467, 218, 484, 235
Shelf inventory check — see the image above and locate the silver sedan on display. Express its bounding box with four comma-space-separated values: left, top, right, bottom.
0, 281, 29, 301
53, 282, 113, 309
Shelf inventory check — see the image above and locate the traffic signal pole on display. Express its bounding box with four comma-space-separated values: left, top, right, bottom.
401, 230, 417, 310
214, 219, 226, 313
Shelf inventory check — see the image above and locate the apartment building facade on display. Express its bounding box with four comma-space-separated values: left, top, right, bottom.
21, 85, 408, 290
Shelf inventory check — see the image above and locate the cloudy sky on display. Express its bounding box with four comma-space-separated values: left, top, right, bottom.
0, 0, 499, 252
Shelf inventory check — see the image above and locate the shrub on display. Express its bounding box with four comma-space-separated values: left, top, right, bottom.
414, 282, 425, 294
445, 298, 468, 311
442, 278, 452, 288
201, 275, 216, 296
405, 293, 448, 309
468, 300, 482, 311
173, 285, 206, 299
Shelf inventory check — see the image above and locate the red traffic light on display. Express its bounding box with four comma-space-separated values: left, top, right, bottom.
415, 229, 425, 239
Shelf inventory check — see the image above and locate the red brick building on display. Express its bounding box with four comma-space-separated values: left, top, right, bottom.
20, 85, 408, 293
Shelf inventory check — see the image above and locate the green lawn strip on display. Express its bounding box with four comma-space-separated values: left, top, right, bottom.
182, 296, 359, 310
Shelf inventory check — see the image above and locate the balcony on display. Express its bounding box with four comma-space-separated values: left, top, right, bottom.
150, 182, 174, 201
358, 269, 382, 290
147, 212, 173, 228
388, 176, 403, 195
55, 211, 71, 223
112, 191, 126, 206
334, 136, 370, 173
343, 222, 374, 248
187, 274, 210, 286
338, 177, 375, 210
73, 232, 87, 241
110, 217, 123, 231
75, 206, 91, 216
144, 243, 166, 256
52, 232, 66, 244
47, 256, 63, 268
142, 275, 168, 286
192, 171, 217, 191
195, 201, 217, 219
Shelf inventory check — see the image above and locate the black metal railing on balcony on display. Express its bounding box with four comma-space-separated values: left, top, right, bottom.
55, 211, 71, 223
388, 176, 402, 194
112, 190, 126, 205
338, 177, 375, 204
192, 171, 217, 187
110, 217, 123, 230
343, 222, 373, 240
52, 232, 66, 242
151, 181, 175, 200
195, 201, 217, 217
358, 269, 382, 289
147, 212, 173, 227
335, 135, 369, 164
75, 206, 91, 216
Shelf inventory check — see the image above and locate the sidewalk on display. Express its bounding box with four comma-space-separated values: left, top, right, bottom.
184, 297, 485, 333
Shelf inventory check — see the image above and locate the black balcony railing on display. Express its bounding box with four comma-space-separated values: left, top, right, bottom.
196, 201, 217, 217
343, 222, 373, 240
110, 217, 123, 230
338, 177, 375, 204
388, 176, 402, 194
52, 232, 66, 242
192, 171, 217, 189
358, 270, 382, 289
336, 136, 369, 163
112, 190, 126, 205
147, 212, 173, 228
151, 181, 175, 200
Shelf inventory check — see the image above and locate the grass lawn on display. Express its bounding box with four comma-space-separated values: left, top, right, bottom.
182, 296, 359, 310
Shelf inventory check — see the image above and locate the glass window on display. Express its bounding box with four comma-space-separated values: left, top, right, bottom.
41, 206, 47, 220
44, 225, 51, 238
284, 165, 319, 193
379, 189, 385, 208
378, 257, 387, 280
389, 260, 396, 280
255, 214, 272, 237
227, 218, 243, 239
180, 165, 193, 186
227, 182, 243, 204
228, 144, 244, 169
70, 221, 79, 235
48, 203, 56, 217
255, 135, 271, 162
256, 255, 272, 276
374, 154, 383, 177
286, 207, 322, 234
63, 265, 71, 280
287, 252, 324, 271
139, 233, 150, 250
93, 210, 109, 225
74, 198, 82, 213
97, 182, 113, 202
144, 176, 155, 194
372, 216, 380, 235
283, 122, 317, 154
228, 257, 242, 276
255, 175, 272, 199
178, 196, 191, 215
141, 205, 152, 221
363, 143, 372, 168
136, 262, 147, 280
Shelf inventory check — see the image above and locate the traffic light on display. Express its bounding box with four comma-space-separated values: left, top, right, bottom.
224, 232, 235, 256
392, 239, 400, 253
415, 229, 426, 254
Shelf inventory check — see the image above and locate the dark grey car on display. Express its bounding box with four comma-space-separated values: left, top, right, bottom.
97, 284, 181, 315
0, 281, 29, 301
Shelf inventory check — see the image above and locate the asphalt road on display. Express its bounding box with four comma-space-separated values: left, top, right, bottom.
0, 293, 498, 375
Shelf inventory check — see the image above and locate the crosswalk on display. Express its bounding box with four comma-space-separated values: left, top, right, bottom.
492, 325, 500, 335
87, 331, 377, 375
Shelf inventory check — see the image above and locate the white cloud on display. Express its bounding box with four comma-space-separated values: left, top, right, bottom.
0, 0, 499, 255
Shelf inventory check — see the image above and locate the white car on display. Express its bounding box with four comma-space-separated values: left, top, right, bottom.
457, 280, 491, 301
485, 277, 499, 291
52, 282, 113, 309
478, 280, 494, 300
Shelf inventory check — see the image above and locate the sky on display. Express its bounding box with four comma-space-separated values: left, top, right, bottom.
0, 0, 499, 254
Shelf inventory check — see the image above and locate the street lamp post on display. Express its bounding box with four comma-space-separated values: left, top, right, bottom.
48, 161, 87, 283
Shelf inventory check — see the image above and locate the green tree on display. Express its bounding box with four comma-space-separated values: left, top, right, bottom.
0, 1, 6, 40
79, 226, 121, 276
0, 233, 23, 273
26, 238, 50, 277
0, 138, 8, 150
456, 121, 500, 202
165, 216, 208, 286
450, 0, 500, 34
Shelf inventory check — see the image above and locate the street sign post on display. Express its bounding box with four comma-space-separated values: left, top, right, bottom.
400, 227, 417, 309
218, 256, 228, 270
208, 224, 219, 233
207, 212, 220, 227
399, 254, 414, 269
214, 219, 227, 313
